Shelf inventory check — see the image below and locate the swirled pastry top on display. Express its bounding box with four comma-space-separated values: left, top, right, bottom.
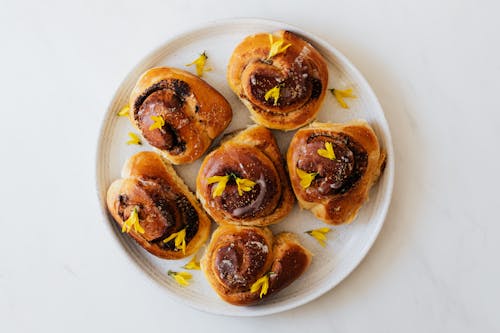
287, 120, 386, 225
129, 67, 232, 164
201, 225, 312, 306
106, 151, 211, 259
196, 125, 294, 226
227, 30, 328, 130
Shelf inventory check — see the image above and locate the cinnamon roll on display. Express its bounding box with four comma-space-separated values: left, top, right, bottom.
287, 120, 386, 225
106, 151, 211, 259
196, 125, 294, 226
129, 67, 232, 164
227, 30, 328, 130
201, 225, 312, 306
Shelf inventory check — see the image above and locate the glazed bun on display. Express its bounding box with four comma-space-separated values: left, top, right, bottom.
129, 67, 232, 164
201, 225, 312, 305
196, 125, 294, 226
107, 151, 211, 259
227, 30, 328, 130
287, 120, 386, 225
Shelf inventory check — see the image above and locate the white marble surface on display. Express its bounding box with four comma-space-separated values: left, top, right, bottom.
1, 0, 499, 331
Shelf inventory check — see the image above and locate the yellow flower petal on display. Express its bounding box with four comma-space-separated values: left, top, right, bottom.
317, 142, 336, 160
126, 132, 142, 145
176, 271, 192, 279
260, 278, 269, 298
206, 175, 228, 184
121, 207, 144, 234
268, 34, 291, 59
117, 105, 130, 117
207, 175, 229, 184
330, 88, 356, 109
174, 275, 189, 286
296, 168, 317, 189
250, 279, 263, 293
310, 231, 327, 241
162, 232, 176, 244
264, 84, 282, 106
168, 270, 192, 287
306, 228, 331, 247
148, 115, 165, 131
186, 51, 211, 77
133, 220, 145, 234
250, 274, 270, 298
235, 177, 256, 196
207, 175, 230, 198
163, 228, 187, 254
175, 229, 187, 254
183, 256, 201, 270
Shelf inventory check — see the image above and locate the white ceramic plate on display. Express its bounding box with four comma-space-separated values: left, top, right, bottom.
96, 18, 394, 316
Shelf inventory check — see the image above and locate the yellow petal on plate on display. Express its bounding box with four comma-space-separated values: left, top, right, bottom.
330, 88, 356, 109
306, 228, 331, 247
126, 132, 142, 145
186, 51, 211, 77
183, 256, 201, 270
168, 270, 192, 287
117, 105, 130, 117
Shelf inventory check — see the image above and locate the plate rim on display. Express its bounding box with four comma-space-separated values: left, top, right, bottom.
95, 17, 395, 317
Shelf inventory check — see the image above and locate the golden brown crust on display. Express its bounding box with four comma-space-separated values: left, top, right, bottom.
196, 125, 294, 226
129, 67, 232, 164
227, 30, 328, 130
106, 151, 211, 259
201, 225, 312, 306
287, 120, 386, 225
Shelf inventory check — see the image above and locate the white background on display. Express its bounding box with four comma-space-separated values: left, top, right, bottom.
1, 0, 499, 332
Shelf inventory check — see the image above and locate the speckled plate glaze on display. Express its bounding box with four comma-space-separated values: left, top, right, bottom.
96, 18, 394, 316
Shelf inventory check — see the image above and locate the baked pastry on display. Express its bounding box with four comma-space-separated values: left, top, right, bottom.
129, 67, 232, 164
287, 120, 386, 225
107, 151, 211, 259
196, 125, 294, 226
201, 225, 312, 306
227, 30, 328, 130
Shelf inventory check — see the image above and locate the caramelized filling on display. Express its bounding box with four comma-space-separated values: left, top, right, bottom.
203, 146, 280, 219
268, 245, 309, 293
296, 133, 368, 195
242, 54, 323, 114
118, 177, 199, 247
214, 231, 269, 290
133, 79, 193, 154
160, 195, 199, 251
